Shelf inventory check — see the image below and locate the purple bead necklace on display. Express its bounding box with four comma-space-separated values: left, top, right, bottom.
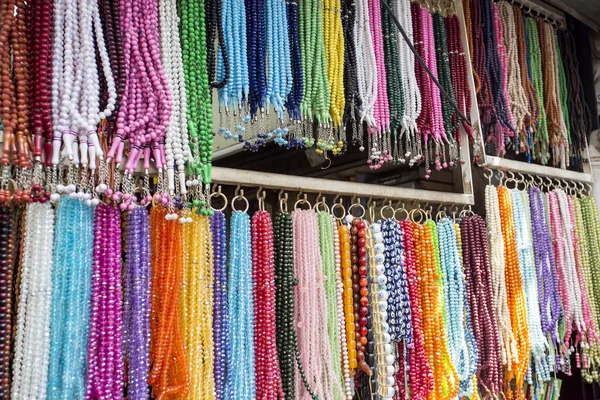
212, 211, 229, 400
529, 188, 562, 353
124, 207, 152, 400
85, 204, 125, 399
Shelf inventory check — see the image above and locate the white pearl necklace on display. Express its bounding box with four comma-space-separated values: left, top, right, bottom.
160, 0, 191, 194
367, 222, 395, 400
395, 0, 421, 164
12, 204, 55, 400
51, 0, 117, 165
485, 184, 517, 369
354, 0, 377, 127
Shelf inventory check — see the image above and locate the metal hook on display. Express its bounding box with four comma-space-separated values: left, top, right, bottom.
321, 154, 332, 170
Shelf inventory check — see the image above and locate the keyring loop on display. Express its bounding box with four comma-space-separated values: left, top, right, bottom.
331, 202, 346, 220
347, 202, 366, 219
380, 202, 395, 220
408, 208, 425, 224
231, 194, 249, 212
210, 191, 228, 212
313, 197, 330, 213
294, 193, 312, 210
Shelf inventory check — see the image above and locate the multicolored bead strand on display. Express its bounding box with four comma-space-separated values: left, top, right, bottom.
124, 207, 151, 400
12, 204, 53, 400
48, 198, 94, 399
149, 207, 189, 399
226, 210, 255, 399
85, 204, 124, 399
181, 213, 215, 399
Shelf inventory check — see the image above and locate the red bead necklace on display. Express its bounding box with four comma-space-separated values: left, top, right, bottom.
252, 210, 284, 400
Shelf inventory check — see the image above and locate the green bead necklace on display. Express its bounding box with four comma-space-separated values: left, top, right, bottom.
317, 211, 344, 399
274, 212, 319, 399
555, 36, 571, 147
179, 0, 214, 184
525, 17, 549, 164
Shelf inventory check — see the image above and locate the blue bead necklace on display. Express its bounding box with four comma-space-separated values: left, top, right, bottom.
511, 189, 551, 385
225, 210, 255, 399
437, 217, 478, 397
47, 197, 94, 399
212, 211, 229, 400
266, 0, 292, 119
382, 219, 411, 342
284, 0, 304, 122
246, 0, 267, 118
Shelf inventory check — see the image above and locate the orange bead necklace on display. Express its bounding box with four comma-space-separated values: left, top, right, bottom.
149, 207, 189, 399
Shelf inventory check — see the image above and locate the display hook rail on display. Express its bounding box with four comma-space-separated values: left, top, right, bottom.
211, 166, 475, 205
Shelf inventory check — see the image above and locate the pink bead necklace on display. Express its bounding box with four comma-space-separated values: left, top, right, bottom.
492, 3, 515, 146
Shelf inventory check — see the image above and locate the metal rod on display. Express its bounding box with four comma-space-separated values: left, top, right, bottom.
380, 0, 472, 127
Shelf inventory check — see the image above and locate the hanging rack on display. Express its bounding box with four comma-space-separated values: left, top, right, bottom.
211, 166, 474, 205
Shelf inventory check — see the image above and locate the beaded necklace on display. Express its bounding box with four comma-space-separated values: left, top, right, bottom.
579, 196, 600, 380
557, 30, 591, 171
548, 190, 581, 362
399, 220, 432, 400
266, 0, 292, 119
368, 0, 389, 141
218, 0, 248, 112
338, 222, 357, 377
253, 211, 284, 400
510, 189, 549, 385
317, 212, 345, 397
284, 0, 304, 123
246, 0, 267, 118
481, 0, 513, 137
212, 211, 229, 400
226, 210, 255, 399
381, 0, 404, 156
381, 220, 409, 343
485, 184, 516, 369
182, 213, 215, 399
47, 198, 94, 399
12, 205, 53, 400
437, 217, 477, 397
354, 0, 377, 128
418, 220, 458, 399
567, 195, 600, 371
0, 0, 31, 169
160, 0, 192, 193
433, 13, 459, 145
460, 215, 502, 396
529, 187, 561, 351
323, 0, 345, 128
85, 204, 124, 399
347, 216, 371, 377
555, 38, 571, 154
206, 0, 229, 89
492, 2, 516, 139
513, 6, 538, 160
124, 207, 151, 400
366, 221, 395, 399
445, 13, 473, 145
274, 211, 318, 400
149, 207, 189, 398
539, 21, 567, 168
333, 218, 352, 400
179, 0, 213, 184
469, 0, 496, 154
497, 185, 530, 399
525, 17, 549, 165
29, 0, 55, 164
341, 0, 359, 133
0, 207, 18, 397
294, 209, 344, 399
498, 2, 529, 156
394, 0, 421, 165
